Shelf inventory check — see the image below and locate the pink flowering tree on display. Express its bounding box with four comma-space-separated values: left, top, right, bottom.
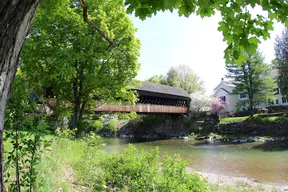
210, 98, 225, 116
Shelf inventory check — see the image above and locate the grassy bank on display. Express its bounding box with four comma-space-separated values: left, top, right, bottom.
33, 134, 209, 191
4, 129, 283, 191
219, 114, 288, 125
29, 136, 283, 191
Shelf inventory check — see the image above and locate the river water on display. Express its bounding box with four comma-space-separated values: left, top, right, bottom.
102, 138, 288, 186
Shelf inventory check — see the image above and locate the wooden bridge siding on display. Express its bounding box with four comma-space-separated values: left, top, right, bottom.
138, 93, 190, 107
94, 104, 189, 114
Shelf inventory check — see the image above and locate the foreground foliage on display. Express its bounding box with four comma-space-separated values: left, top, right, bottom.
4, 73, 51, 191
125, 0, 288, 65
3, 129, 276, 192
26, 129, 209, 192
75, 145, 208, 192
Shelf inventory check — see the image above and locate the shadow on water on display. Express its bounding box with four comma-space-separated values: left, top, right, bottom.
189, 138, 288, 152
103, 136, 288, 152
102, 137, 167, 146
252, 139, 288, 151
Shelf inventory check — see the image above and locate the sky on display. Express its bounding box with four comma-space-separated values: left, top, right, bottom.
129, 11, 284, 95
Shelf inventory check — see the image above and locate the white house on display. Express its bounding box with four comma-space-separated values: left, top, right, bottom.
214, 69, 288, 116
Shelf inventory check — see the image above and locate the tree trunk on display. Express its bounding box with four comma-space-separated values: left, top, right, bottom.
247, 62, 254, 117
70, 77, 81, 129
0, 1, 40, 190
70, 98, 81, 129
249, 99, 254, 117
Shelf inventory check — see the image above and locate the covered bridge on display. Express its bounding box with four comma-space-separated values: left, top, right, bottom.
94, 81, 191, 114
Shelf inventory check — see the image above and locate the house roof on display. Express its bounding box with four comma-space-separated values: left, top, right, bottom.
213, 79, 236, 96
135, 81, 191, 99
213, 81, 235, 91
220, 88, 230, 93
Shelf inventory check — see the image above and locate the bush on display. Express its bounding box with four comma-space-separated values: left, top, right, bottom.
74, 145, 208, 191
93, 119, 104, 131
106, 118, 118, 133
117, 112, 137, 120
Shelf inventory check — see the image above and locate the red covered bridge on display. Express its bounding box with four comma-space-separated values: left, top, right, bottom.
94, 81, 191, 114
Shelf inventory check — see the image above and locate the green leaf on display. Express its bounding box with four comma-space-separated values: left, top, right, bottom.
248, 37, 261, 44
164, 0, 177, 9
268, 12, 277, 20
246, 43, 257, 55
233, 50, 240, 60
178, 6, 188, 17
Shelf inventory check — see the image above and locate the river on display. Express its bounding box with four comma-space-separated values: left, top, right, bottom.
102, 138, 288, 186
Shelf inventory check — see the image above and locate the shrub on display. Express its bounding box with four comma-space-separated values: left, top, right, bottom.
74, 145, 208, 192
106, 118, 118, 133
93, 119, 104, 131
117, 112, 137, 120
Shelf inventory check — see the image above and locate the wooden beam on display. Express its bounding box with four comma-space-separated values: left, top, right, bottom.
93, 104, 189, 114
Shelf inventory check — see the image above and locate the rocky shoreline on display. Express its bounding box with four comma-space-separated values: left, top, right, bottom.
100, 132, 288, 144
186, 169, 288, 192
193, 135, 288, 143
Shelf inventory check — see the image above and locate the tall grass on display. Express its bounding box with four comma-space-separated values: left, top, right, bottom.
36, 138, 86, 192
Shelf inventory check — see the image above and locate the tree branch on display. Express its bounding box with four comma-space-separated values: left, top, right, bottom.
79, 0, 116, 47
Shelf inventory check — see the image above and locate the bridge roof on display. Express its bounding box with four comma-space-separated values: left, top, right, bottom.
135, 81, 191, 99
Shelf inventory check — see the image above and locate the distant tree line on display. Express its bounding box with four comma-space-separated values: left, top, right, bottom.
147, 64, 204, 94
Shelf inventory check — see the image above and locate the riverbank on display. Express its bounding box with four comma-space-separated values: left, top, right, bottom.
190, 170, 288, 192
217, 114, 288, 136
25, 134, 287, 191
111, 114, 288, 140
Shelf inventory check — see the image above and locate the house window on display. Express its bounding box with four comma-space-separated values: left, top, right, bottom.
274, 88, 280, 95
239, 93, 246, 99
282, 97, 287, 103
219, 96, 226, 103
275, 99, 279, 105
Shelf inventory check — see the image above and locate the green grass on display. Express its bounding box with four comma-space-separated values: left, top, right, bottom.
36, 138, 87, 192
219, 116, 249, 124
219, 114, 288, 125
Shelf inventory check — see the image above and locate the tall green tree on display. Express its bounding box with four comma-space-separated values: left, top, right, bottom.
226, 51, 276, 116
275, 28, 288, 97
166, 64, 204, 94
21, 0, 140, 129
